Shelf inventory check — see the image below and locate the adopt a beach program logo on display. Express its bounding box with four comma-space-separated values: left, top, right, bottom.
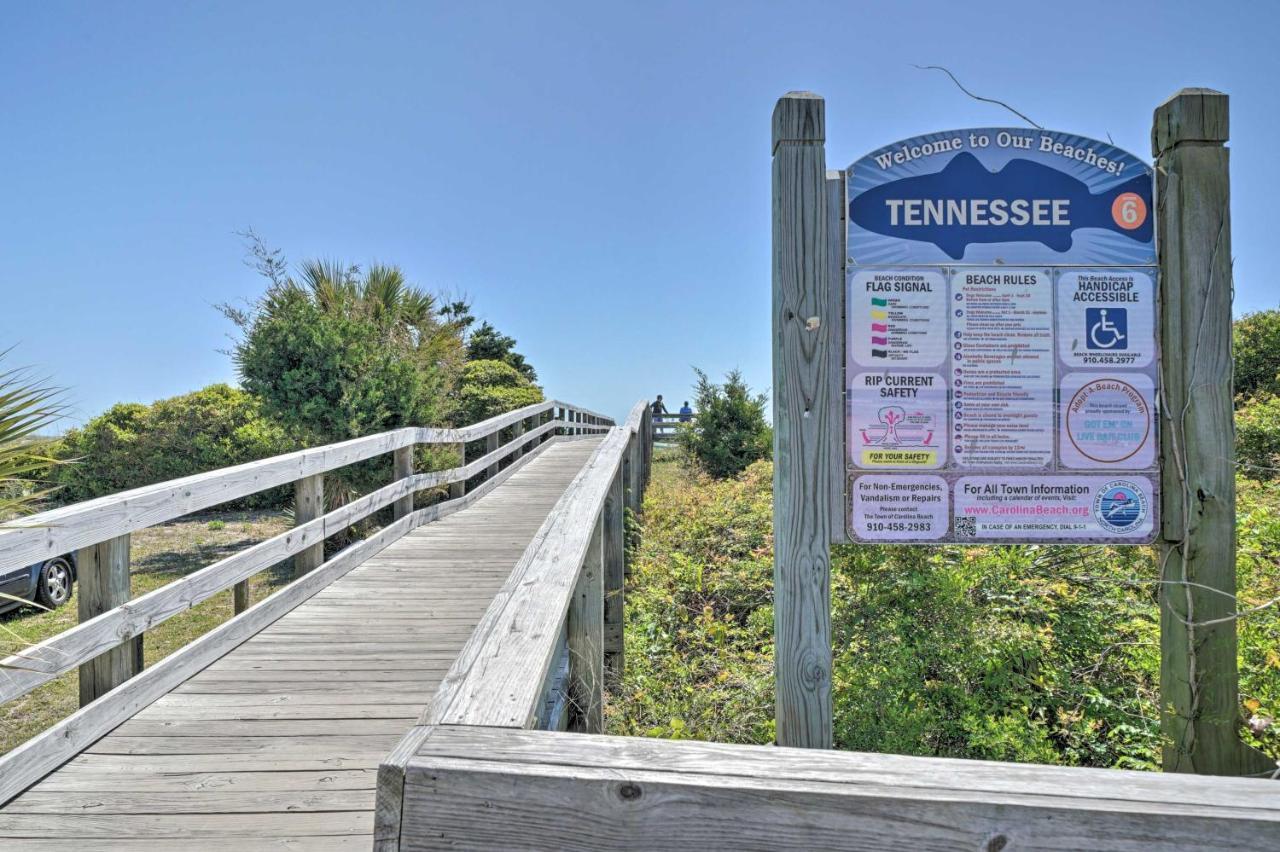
1092, 479, 1148, 534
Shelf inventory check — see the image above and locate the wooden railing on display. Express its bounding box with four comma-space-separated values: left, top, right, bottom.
388, 726, 1279, 850
0, 399, 613, 804
651, 411, 693, 443
376, 399, 654, 849
373, 400, 1279, 851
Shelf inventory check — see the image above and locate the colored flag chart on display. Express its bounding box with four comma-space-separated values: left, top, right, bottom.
870, 298, 889, 358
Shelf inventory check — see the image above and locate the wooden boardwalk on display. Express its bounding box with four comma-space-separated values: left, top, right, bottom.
0, 439, 602, 850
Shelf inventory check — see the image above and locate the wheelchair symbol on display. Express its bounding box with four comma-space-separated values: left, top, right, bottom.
1086, 308, 1127, 350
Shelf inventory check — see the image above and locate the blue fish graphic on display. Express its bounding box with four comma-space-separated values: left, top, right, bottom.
850, 152, 1153, 260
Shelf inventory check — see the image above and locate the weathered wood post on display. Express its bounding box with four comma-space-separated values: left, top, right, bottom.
771, 91, 833, 749
640, 406, 653, 487
484, 431, 500, 479
233, 579, 249, 615
293, 473, 324, 579
567, 513, 605, 732
449, 443, 466, 500
1153, 88, 1272, 776
602, 469, 626, 679
77, 534, 142, 705
393, 443, 414, 520
512, 419, 526, 458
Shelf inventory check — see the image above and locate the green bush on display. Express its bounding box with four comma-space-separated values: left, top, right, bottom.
465, 321, 538, 384
1234, 308, 1280, 403
677, 369, 771, 478
224, 260, 464, 445
51, 384, 294, 508
454, 359, 543, 427
1237, 394, 1280, 480
610, 455, 1280, 768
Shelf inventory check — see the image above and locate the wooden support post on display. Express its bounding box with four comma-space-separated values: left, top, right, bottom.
485, 431, 500, 479
567, 514, 605, 733
393, 444, 415, 520
77, 534, 141, 706
293, 473, 324, 579
233, 579, 249, 615
1153, 89, 1271, 776
513, 420, 527, 459
771, 91, 833, 749
622, 448, 634, 514
641, 406, 652, 487
449, 443, 466, 500
603, 469, 626, 679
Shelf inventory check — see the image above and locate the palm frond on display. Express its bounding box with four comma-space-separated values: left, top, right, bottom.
0, 358, 67, 523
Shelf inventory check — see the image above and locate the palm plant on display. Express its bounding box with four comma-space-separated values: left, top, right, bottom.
0, 356, 66, 638
0, 359, 65, 522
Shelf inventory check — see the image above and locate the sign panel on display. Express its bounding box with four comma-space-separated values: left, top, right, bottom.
844, 129, 1158, 544
847, 129, 1154, 266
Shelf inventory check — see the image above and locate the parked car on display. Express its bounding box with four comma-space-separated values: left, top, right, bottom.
0, 553, 77, 615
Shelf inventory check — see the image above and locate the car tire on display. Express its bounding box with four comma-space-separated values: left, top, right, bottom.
34, 557, 73, 609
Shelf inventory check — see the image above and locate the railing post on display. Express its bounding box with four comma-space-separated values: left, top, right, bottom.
626, 429, 642, 516
393, 444, 415, 520
567, 514, 605, 733
77, 534, 141, 706
449, 443, 466, 500
512, 419, 526, 459
485, 430, 500, 479
603, 469, 626, 679
641, 406, 653, 487
233, 579, 249, 615
293, 473, 325, 579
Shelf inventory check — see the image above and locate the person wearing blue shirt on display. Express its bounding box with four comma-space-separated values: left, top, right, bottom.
678, 402, 693, 423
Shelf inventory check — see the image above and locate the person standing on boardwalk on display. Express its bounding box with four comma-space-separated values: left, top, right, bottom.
679, 401, 693, 423
651, 395, 668, 420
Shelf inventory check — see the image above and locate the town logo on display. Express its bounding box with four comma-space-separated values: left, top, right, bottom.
1092, 480, 1149, 534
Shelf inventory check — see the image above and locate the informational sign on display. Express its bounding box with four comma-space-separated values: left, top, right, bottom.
844, 129, 1158, 544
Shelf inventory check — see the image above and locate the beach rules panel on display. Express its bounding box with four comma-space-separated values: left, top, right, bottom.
844, 128, 1158, 544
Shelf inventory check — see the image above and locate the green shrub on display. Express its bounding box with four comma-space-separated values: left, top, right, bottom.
51, 384, 294, 508
224, 260, 464, 444
1234, 308, 1280, 403
677, 369, 771, 478
611, 455, 1280, 768
1237, 393, 1280, 480
454, 359, 543, 426
465, 321, 538, 383
222, 252, 468, 507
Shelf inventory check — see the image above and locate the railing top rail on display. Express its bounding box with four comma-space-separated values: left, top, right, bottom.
0, 398, 603, 571
549, 399, 616, 425
398, 726, 1280, 850
422, 399, 648, 730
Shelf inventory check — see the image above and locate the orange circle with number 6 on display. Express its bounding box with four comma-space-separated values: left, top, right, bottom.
1111, 192, 1147, 230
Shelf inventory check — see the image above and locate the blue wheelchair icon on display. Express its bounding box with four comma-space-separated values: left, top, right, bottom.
1086, 308, 1127, 350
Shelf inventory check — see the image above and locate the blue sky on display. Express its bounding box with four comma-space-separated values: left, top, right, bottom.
3, 1, 1277, 425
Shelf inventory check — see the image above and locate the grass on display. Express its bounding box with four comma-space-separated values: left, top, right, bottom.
0, 509, 292, 755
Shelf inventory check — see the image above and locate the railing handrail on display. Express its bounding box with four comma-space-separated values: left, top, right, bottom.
0, 400, 609, 571
393, 726, 1280, 850
419, 399, 649, 730
375, 398, 651, 845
